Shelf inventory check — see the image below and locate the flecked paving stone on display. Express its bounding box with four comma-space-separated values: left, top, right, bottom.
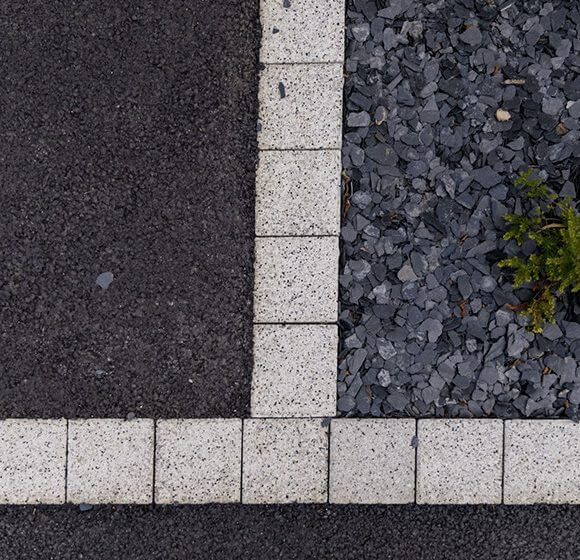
252, 324, 337, 417
67, 419, 154, 504
254, 237, 339, 323
260, 0, 345, 63
242, 419, 328, 504
339, 0, 580, 419
504, 420, 580, 504
416, 420, 503, 505
155, 419, 242, 504
329, 419, 416, 504
0, 419, 66, 504
255, 150, 341, 236
258, 64, 343, 150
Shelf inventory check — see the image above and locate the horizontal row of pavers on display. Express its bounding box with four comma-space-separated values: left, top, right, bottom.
2, 418, 579, 505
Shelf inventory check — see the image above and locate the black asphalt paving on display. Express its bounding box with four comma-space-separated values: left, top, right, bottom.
0, 504, 578, 559
0, 1, 259, 418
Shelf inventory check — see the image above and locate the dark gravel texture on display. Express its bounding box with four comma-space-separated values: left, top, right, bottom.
0, 504, 579, 559
339, 0, 580, 418
0, 1, 259, 418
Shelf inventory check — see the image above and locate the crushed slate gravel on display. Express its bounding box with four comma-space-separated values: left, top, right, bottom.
339, 0, 580, 419
0, 1, 259, 418
0, 504, 579, 560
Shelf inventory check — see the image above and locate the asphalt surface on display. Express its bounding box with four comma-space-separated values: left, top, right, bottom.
0, 1, 259, 418
0, 504, 578, 559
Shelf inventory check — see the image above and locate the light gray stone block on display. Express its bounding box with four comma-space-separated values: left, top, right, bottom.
254, 236, 338, 323
0, 419, 67, 504
504, 420, 580, 504
260, 0, 345, 63
155, 419, 242, 504
417, 419, 503, 504
255, 150, 341, 236
67, 419, 154, 504
252, 324, 337, 417
242, 419, 328, 504
329, 419, 416, 504
258, 64, 343, 150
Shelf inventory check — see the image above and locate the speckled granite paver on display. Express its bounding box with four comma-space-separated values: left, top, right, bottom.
253, 236, 339, 323
329, 419, 415, 504
242, 419, 328, 504
260, 0, 345, 63
255, 150, 341, 236
416, 419, 503, 504
155, 419, 242, 504
258, 64, 343, 150
67, 419, 154, 504
0, 419, 66, 504
252, 324, 337, 417
505, 420, 580, 504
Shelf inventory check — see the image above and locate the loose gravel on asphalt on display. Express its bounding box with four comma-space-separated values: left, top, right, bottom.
339, 0, 580, 419
0, 504, 579, 560
0, 1, 260, 418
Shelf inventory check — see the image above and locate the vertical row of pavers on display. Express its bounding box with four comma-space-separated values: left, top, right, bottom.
244, 0, 346, 504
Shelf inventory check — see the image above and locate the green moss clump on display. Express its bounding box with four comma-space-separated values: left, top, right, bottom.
498, 170, 580, 334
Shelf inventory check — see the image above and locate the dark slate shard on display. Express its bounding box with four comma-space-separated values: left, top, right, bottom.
96, 271, 114, 290
459, 25, 482, 46
387, 391, 409, 411
337, 394, 356, 412
410, 251, 428, 276
377, 338, 396, 360
480, 276, 497, 293
548, 142, 573, 162
407, 159, 428, 178
542, 323, 564, 341
545, 355, 577, 381
418, 318, 443, 343
347, 111, 371, 128
377, 369, 391, 387
422, 385, 440, 404
507, 331, 530, 357
351, 22, 370, 42
563, 322, 580, 340
386, 327, 407, 342
350, 348, 367, 375
471, 167, 502, 188
542, 96, 564, 116
479, 365, 499, 385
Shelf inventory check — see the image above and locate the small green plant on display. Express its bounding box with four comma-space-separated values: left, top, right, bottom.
498, 169, 580, 333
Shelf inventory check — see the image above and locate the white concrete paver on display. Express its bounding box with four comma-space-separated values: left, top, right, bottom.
254, 236, 339, 323
260, 0, 345, 63
252, 324, 337, 417
67, 419, 154, 504
255, 149, 341, 236
416, 419, 503, 505
155, 419, 242, 504
504, 420, 580, 504
0, 419, 67, 504
258, 63, 343, 150
329, 419, 416, 504
242, 418, 328, 504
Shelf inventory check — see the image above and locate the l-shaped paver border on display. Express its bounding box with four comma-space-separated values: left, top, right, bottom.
1, 0, 580, 506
